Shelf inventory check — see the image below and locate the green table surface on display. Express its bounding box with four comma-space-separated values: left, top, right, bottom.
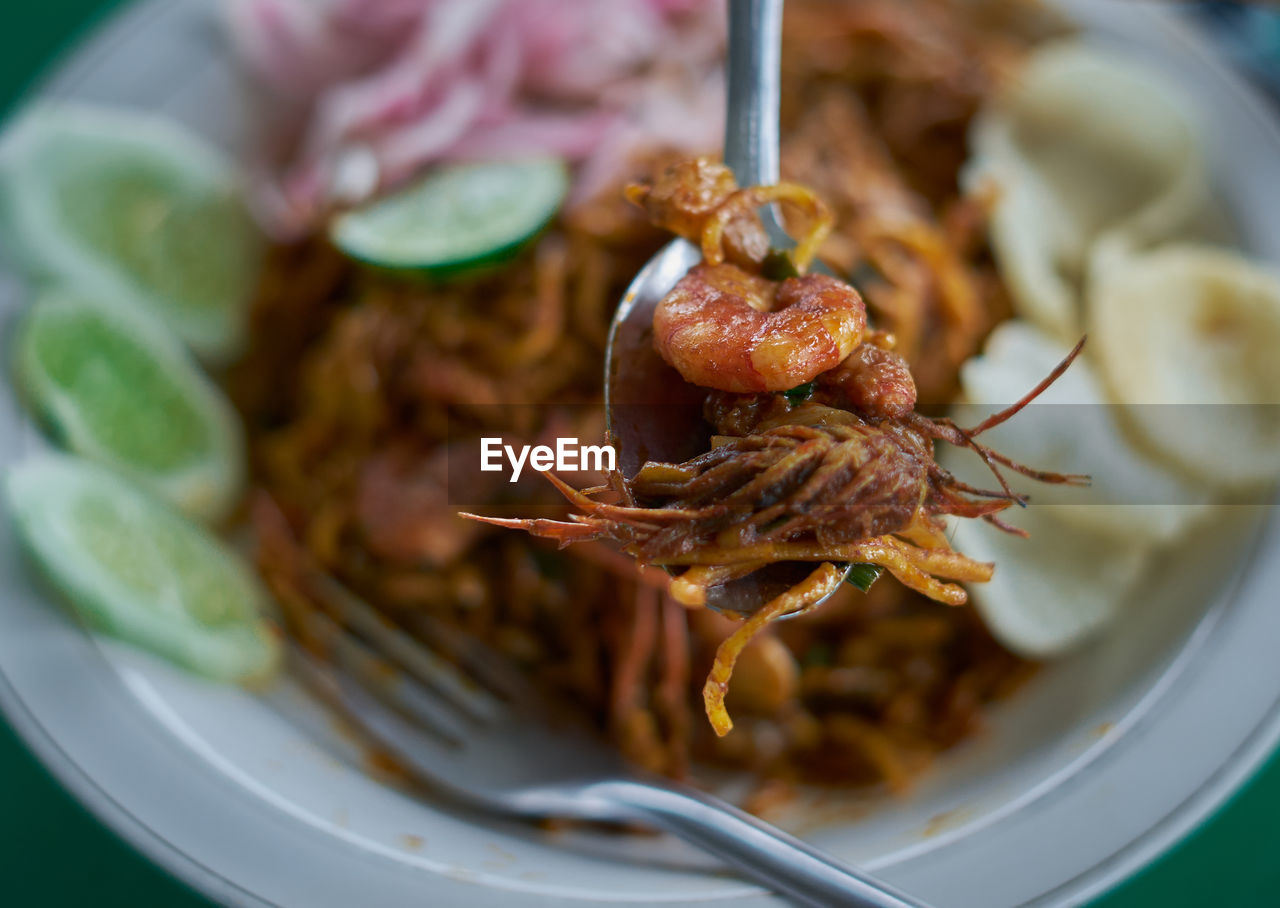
2, 2, 1278, 906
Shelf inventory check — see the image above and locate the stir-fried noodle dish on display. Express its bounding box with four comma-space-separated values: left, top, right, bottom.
232, 0, 1076, 800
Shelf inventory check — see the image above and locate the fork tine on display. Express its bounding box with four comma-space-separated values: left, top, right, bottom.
405, 612, 540, 708
305, 572, 505, 724
292, 608, 472, 745
287, 645, 472, 786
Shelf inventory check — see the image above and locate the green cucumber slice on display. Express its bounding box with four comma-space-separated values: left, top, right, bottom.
330, 157, 568, 273
5, 456, 280, 684
0, 104, 262, 362
12, 290, 245, 522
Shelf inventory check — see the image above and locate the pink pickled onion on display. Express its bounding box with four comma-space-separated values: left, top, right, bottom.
223, 0, 726, 238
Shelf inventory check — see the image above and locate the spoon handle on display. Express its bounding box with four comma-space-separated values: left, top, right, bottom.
724, 0, 789, 241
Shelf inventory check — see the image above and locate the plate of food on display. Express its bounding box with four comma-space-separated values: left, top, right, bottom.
1, 0, 1278, 906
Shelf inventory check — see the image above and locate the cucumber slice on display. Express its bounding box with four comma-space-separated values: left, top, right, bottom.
12, 290, 245, 522
330, 157, 568, 274
0, 104, 261, 362
5, 456, 280, 684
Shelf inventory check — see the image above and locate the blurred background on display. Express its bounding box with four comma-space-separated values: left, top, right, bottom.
1195, 1, 1280, 103
2, 1, 1280, 906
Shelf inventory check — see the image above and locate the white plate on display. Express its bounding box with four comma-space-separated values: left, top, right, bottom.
2, 1, 1279, 906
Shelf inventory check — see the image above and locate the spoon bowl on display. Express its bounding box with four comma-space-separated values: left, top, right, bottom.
602, 0, 857, 618
604, 239, 706, 479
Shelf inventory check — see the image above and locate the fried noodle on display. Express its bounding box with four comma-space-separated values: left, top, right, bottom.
232, 0, 1059, 797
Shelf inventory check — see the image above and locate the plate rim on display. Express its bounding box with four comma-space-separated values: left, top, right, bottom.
2, 1, 1280, 906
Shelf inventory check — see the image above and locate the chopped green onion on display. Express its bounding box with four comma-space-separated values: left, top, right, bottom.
761, 248, 800, 281
783, 381, 815, 405
844, 563, 884, 592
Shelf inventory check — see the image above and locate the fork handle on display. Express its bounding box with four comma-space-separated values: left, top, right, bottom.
591, 780, 932, 908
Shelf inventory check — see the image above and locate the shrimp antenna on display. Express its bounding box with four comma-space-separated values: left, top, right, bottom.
965, 336, 1086, 437
911, 413, 1024, 503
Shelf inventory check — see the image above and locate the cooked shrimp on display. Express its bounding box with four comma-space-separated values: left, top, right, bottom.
653, 262, 866, 392
813, 341, 918, 419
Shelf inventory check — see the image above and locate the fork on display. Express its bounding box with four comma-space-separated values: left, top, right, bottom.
283, 570, 931, 908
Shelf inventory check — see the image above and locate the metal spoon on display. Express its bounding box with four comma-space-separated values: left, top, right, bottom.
604, 0, 853, 616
